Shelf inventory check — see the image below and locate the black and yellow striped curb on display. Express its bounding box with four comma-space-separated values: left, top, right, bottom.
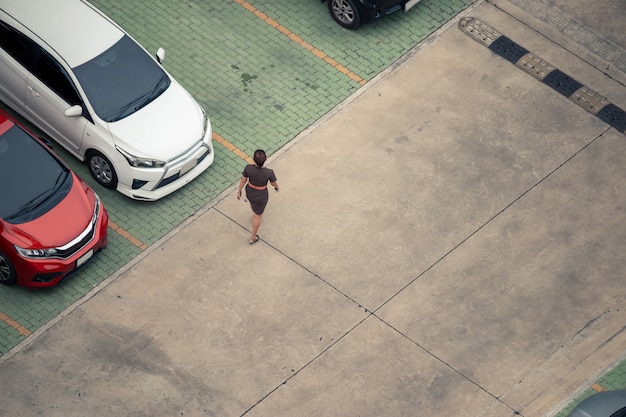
459, 17, 626, 134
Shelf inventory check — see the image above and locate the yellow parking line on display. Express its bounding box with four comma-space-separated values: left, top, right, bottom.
0, 312, 31, 337
213, 132, 254, 164
233, 0, 366, 86
108, 220, 148, 250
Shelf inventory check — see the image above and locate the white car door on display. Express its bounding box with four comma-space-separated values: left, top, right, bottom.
0, 22, 30, 113
0, 49, 27, 111
23, 53, 88, 156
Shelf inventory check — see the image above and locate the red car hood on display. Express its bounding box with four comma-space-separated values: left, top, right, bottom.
8, 175, 94, 248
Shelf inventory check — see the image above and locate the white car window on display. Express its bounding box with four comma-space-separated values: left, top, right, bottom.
0, 21, 83, 111
34, 49, 83, 108
0, 21, 36, 70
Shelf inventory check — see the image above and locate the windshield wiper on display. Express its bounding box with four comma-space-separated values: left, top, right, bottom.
4, 169, 68, 221
142, 74, 168, 107
109, 90, 153, 121
109, 75, 168, 121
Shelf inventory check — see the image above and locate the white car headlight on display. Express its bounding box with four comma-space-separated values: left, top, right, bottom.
201, 107, 209, 139
116, 146, 166, 168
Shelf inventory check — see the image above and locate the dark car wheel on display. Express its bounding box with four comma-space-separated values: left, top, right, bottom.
328, 0, 363, 29
88, 150, 118, 189
0, 251, 17, 285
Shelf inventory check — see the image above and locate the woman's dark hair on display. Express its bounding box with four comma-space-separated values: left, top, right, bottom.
253, 149, 267, 167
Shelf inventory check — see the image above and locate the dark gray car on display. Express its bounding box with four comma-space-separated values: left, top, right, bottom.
323, 0, 423, 29
568, 390, 626, 417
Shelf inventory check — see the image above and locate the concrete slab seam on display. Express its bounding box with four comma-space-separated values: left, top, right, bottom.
239, 312, 376, 416
459, 17, 626, 133
371, 313, 515, 414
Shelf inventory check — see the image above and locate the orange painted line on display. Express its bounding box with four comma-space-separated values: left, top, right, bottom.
213, 132, 254, 164
233, 0, 366, 86
108, 220, 148, 250
0, 312, 31, 337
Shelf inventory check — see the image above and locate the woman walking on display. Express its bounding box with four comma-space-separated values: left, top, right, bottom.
237, 149, 279, 244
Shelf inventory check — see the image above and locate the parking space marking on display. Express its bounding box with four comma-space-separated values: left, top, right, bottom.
0, 312, 31, 337
233, 0, 367, 86
213, 132, 254, 164
459, 17, 626, 134
108, 220, 148, 251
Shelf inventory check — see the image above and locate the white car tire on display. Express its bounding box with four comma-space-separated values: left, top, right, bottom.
88, 150, 118, 189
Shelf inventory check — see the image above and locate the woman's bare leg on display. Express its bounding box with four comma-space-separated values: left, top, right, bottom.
251, 214, 262, 240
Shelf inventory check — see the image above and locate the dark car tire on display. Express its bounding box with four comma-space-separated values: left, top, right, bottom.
0, 251, 17, 286
328, 0, 363, 30
87, 150, 118, 189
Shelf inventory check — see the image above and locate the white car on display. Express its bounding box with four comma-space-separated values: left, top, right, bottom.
0, 0, 214, 201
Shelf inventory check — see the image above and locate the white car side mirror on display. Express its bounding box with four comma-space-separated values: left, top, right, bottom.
156, 48, 165, 64
64, 105, 83, 117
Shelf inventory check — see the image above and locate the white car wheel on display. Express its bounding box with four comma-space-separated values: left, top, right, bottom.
88, 151, 118, 189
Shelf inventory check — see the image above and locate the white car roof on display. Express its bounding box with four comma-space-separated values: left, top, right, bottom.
1, 0, 124, 67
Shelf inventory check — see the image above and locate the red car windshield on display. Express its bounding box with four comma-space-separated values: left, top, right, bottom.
0, 117, 71, 223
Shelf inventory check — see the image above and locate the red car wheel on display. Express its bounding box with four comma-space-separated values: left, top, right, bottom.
0, 251, 17, 285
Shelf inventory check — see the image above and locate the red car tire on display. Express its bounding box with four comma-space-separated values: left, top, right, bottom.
0, 251, 17, 285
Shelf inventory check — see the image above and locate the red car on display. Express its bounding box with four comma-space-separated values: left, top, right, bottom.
0, 110, 108, 288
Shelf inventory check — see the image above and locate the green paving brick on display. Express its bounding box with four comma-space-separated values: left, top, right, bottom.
0, 325, 24, 351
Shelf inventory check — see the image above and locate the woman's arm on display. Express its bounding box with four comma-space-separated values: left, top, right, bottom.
237, 176, 247, 199
270, 181, 279, 192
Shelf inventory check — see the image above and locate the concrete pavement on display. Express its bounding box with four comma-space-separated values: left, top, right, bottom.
1, 1, 625, 416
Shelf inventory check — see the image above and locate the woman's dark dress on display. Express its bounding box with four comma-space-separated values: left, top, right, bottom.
243, 164, 277, 214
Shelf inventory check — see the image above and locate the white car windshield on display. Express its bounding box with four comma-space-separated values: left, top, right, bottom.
73, 35, 171, 122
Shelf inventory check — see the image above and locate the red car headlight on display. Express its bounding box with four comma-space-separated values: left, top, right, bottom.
14, 246, 58, 258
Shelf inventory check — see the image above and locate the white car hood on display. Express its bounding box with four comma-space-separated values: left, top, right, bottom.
108, 80, 204, 161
